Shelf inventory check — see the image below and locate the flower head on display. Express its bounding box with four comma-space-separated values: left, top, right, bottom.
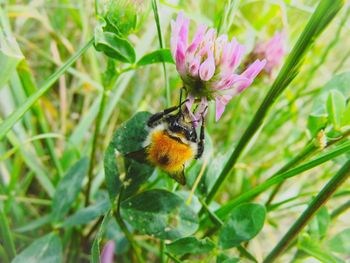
253, 31, 286, 75
171, 12, 266, 121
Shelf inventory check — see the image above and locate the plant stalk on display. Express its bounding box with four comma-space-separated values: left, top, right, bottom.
84, 92, 107, 206
114, 189, 145, 263
331, 199, 350, 219
265, 142, 316, 205
151, 0, 171, 107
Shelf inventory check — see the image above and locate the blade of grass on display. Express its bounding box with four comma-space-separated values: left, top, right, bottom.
17, 61, 64, 178
264, 142, 317, 205
0, 133, 62, 162
15, 34, 102, 91
85, 72, 118, 206
165, 252, 183, 263
333, 47, 350, 73
330, 199, 350, 219
91, 210, 112, 263
151, 0, 170, 107
0, 243, 9, 263
214, 139, 350, 220
0, 8, 23, 90
0, 208, 16, 260
204, 0, 344, 205
0, 37, 94, 141
263, 158, 350, 262
217, 0, 240, 34
1, 118, 55, 197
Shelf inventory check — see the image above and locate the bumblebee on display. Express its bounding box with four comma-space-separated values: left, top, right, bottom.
142, 96, 205, 185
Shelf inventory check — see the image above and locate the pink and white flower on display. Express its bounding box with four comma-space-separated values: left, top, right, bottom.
253, 31, 286, 75
170, 12, 266, 121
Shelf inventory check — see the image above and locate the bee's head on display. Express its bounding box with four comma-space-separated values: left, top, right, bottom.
165, 113, 197, 143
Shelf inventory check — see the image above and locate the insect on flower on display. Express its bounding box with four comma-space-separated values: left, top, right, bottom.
129, 12, 267, 185
127, 90, 205, 185
142, 90, 205, 185
171, 11, 266, 121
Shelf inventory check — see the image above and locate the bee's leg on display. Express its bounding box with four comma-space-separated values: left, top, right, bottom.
147, 98, 188, 127
195, 116, 205, 159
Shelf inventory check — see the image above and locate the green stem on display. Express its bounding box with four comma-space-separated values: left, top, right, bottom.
160, 240, 165, 263
0, 243, 9, 263
114, 189, 145, 263
333, 47, 350, 73
263, 158, 350, 263
265, 142, 316, 205
204, 0, 344, 205
94, 0, 99, 16
217, 0, 240, 34
0, 208, 16, 260
85, 92, 107, 206
331, 199, 350, 219
151, 0, 170, 107
85, 59, 120, 206
237, 245, 258, 263
199, 198, 224, 227
165, 252, 183, 263
0, 38, 94, 140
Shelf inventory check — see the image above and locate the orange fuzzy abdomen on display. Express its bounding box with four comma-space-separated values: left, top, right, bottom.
146, 130, 194, 173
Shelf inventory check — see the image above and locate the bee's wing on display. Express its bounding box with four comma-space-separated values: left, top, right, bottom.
125, 147, 148, 164
169, 169, 186, 185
